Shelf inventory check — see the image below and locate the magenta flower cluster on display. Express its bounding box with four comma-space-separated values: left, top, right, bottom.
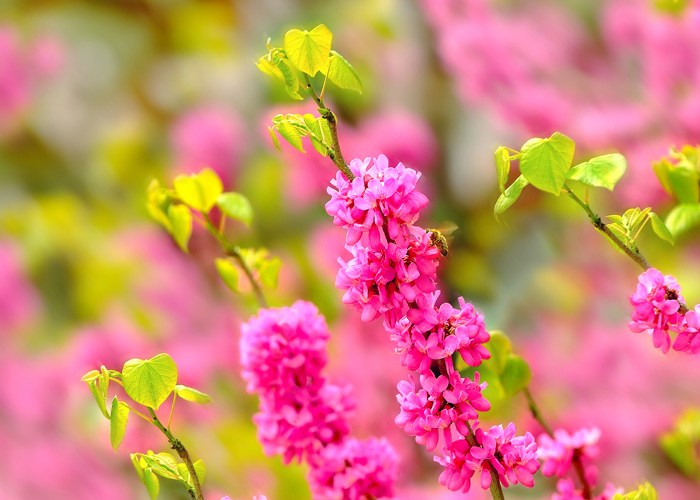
240, 300, 398, 500
435, 423, 539, 493
326, 155, 539, 493
538, 427, 622, 500
629, 268, 700, 354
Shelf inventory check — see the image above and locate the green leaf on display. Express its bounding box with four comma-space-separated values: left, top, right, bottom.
193, 459, 206, 484
283, 24, 333, 76
143, 468, 160, 500
612, 482, 658, 500
495, 147, 511, 195
174, 384, 213, 404
215, 258, 240, 293
519, 132, 575, 195
268, 126, 281, 151
649, 212, 674, 245
99, 365, 110, 402
88, 380, 110, 419
81, 369, 100, 382
275, 122, 305, 152
131, 454, 145, 481
276, 58, 303, 100
256, 56, 284, 81
668, 165, 699, 203
173, 168, 223, 213
109, 396, 129, 451
494, 175, 529, 216
323, 50, 362, 93
259, 257, 282, 289
500, 354, 532, 396
167, 205, 192, 253
653, 158, 673, 195
665, 203, 700, 237
566, 153, 627, 191
217, 192, 253, 227
484, 331, 512, 374
122, 353, 178, 410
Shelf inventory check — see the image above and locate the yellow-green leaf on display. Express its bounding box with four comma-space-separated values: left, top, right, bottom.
174, 384, 213, 404
217, 192, 253, 227
109, 396, 129, 451
215, 258, 240, 293
88, 380, 110, 419
323, 50, 362, 93
520, 132, 575, 195
649, 212, 674, 245
167, 205, 192, 253
122, 353, 178, 410
143, 468, 160, 500
259, 257, 282, 290
283, 24, 333, 76
173, 168, 223, 213
495, 147, 511, 195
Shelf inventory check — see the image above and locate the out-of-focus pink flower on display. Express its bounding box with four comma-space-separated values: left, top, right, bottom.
0, 240, 40, 333
629, 268, 684, 353
308, 437, 399, 500
538, 427, 601, 478
171, 106, 247, 186
0, 26, 63, 136
552, 478, 622, 500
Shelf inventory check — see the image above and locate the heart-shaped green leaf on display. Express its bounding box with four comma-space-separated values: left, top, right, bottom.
217, 192, 253, 227
324, 50, 362, 93
284, 24, 333, 76
167, 204, 192, 253
494, 175, 529, 216
520, 132, 575, 195
122, 353, 178, 410
173, 168, 223, 213
566, 153, 627, 191
499, 354, 532, 396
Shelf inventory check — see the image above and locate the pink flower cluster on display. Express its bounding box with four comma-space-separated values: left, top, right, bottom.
629, 268, 700, 354
326, 155, 437, 327
538, 427, 600, 478
240, 300, 397, 499
326, 156, 539, 493
538, 427, 622, 499
436, 423, 539, 493
308, 437, 398, 500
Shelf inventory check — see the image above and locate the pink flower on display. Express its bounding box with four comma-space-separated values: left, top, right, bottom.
552, 478, 622, 500
672, 305, 700, 354
460, 423, 540, 490
308, 437, 398, 500
538, 427, 601, 478
240, 301, 330, 394
629, 268, 684, 353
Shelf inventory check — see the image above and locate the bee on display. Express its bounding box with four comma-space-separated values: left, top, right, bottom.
426, 222, 458, 257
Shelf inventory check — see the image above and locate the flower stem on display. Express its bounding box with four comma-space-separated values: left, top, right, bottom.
302, 74, 354, 181
465, 422, 506, 500
148, 408, 203, 500
523, 387, 592, 499
201, 213, 269, 308
563, 187, 688, 314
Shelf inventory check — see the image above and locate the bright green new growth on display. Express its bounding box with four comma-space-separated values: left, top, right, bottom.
173, 168, 223, 213
612, 482, 658, 500
131, 451, 207, 500
82, 354, 212, 500
122, 353, 179, 410
653, 145, 700, 237
217, 192, 254, 227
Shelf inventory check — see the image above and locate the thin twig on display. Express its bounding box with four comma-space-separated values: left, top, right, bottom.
202, 214, 269, 308
148, 408, 203, 500
564, 187, 688, 314
523, 387, 591, 499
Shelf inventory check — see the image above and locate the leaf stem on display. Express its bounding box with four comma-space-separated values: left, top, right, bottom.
523, 387, 591, 499
201, 213, 269, 308
563, 187, 689, 314
123, 403, 153, 423
302, 74, 354, 180
148, 408, 203, 500
168, 393, 177, 430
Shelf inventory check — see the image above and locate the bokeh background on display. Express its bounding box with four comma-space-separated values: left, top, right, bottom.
2, 0, 700, 498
